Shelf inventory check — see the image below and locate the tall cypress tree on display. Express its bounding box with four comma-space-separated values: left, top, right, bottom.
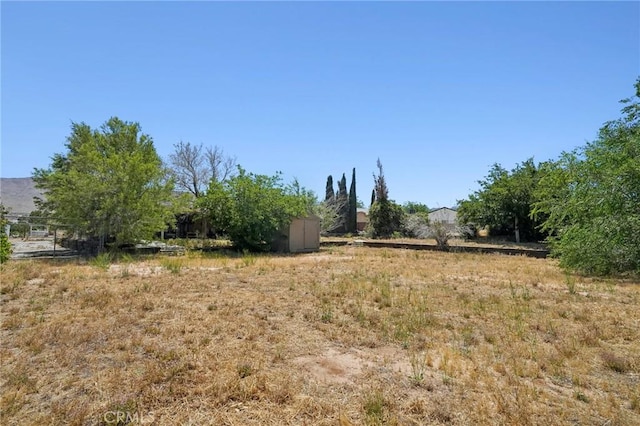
338, 174, 347, 197
325, 175, 335, 201
348, 168, 357, 233
337, 173, 349, 233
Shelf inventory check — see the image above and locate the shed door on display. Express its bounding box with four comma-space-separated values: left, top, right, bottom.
289, 219, 305, 252
303, 219, 320, 250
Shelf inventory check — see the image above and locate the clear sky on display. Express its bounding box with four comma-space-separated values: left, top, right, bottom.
2, 1, 638, 208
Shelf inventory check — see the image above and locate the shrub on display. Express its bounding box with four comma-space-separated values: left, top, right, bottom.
0, 207, 12, 264
404, 213, 430, 239
368, 200, 405, 239
0, 234, 11, 264
430, 221, 452, 248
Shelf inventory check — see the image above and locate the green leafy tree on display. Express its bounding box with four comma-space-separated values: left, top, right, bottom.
457, 158, 544, 242
289, 178, 317, 214
32, 117, 176, 247
199, 180, 233, 238
167, 142, 237, 238
369, 200, 405, 239
368, 159, 405, 238
198, 167, 311, 252
533, 80, 640, 275
402, 202, 430, 215
10, 221, 30, 239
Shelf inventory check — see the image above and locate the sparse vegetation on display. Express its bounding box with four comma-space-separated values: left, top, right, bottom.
159, 257, 183, 274
0, 206, 12, 264
1, 246, 638, 425
409, 350, 427, 386
431, 220, 452, 248
362, 389, 388, 425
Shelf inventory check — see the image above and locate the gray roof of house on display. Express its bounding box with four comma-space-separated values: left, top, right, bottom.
428, 207, 458, 213
0, 178, 44, 216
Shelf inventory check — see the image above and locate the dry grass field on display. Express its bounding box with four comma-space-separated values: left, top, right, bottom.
1, 245, 639, 425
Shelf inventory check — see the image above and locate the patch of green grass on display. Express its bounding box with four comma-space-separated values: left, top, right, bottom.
363, 389, 387, 425
101, 399, 138, 426
237, 363, 254, 378
160, 258, 183, 274
565, 272, 577, 295
409, 351, 427, 386
90, 252, 112, 270
320, 305, 333, 323
574, 391, 590, 403
240, 249, 256, 268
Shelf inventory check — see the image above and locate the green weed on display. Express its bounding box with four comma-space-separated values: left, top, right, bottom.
90, 252, 112, 270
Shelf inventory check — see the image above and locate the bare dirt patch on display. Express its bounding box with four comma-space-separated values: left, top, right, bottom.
108, 263, 165, 276
294, 347, 368, 385
293, 345, 412, 384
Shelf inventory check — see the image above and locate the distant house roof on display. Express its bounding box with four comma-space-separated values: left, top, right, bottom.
428, 207, 458, 224
429, 207, 457, 213
357, 208, 369, 214
0, 178, 44, 216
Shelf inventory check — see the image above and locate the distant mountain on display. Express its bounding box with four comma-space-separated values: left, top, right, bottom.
0, 178, 44, 216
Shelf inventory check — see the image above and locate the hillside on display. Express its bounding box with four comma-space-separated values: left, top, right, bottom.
0, 178, 43, 216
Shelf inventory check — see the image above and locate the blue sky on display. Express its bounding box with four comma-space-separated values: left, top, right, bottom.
2, 1, 638, 208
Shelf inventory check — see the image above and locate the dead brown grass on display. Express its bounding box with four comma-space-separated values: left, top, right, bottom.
1, 246, 639, 425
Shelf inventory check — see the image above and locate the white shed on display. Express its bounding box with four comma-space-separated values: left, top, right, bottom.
272, 215, 321, 253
